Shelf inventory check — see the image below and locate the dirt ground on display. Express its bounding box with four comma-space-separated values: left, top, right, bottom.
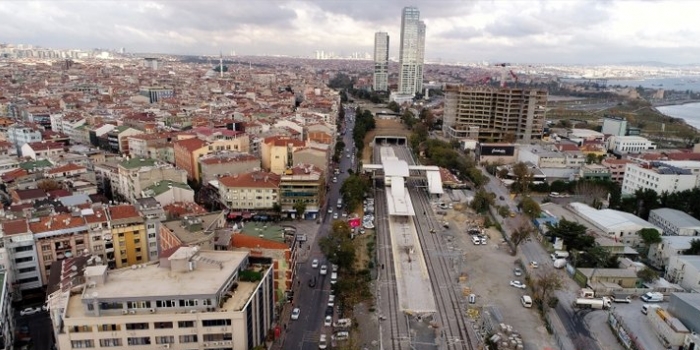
438, 204, 557, 350
362, 118, 411, 164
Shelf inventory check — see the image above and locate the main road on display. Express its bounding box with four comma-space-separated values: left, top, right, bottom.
282, 107, 357, 350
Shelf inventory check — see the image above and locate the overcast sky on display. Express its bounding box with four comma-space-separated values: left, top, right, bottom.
1, 0, 699, 65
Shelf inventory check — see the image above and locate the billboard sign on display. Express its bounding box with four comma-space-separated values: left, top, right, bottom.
480, 145, 515, 156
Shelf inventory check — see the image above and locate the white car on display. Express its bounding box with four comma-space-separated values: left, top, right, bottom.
319, 334, 328, 349
311, 259, 319, 269
320, 265, 328, 275
341, 212, 348, 218
291, 308, 301, 320
513, 268, 523, 276
20, 307, 41, 316
510, 280, 526, 289
328, 295, 335, 307
324, 315, 332, 327
332, 177, 338, 183
333, 213, 338, 219
530, 261, 539, 269
328, 208, 333, 214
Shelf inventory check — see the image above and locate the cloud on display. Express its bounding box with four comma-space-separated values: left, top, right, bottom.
0, 0, 699, 64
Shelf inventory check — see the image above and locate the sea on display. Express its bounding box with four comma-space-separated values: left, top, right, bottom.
656, 103, 700, 129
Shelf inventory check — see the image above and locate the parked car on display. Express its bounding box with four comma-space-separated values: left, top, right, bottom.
324, 315, 332, 327
291, 308, 301, 320
20, 307, 41, 316
509, 280, 526, 289
319, 334, 328, 349
530, 261, 539, 269
328, 295, 335, 307
320, 265, 328, 275
311, 259, 319, 269
513, 268, 522, 277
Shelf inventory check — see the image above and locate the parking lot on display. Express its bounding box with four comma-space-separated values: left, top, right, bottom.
605, 299, 667, 350
438, 205, 556, 350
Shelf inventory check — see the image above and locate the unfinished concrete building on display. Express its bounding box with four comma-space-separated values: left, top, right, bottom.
442, 85, 548, 143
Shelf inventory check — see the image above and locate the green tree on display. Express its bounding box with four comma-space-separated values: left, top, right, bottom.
387, 101, 400, 113
638, 228, 662, 255
471, 189, 494, 213
293, 201, 307, 220
318, 221, 356, 272
520, 197, 541, 219
340, 175, 370, 212
532, 273, 563, 312
684, 239, 700, 255
637, 267, 659, 283
511, 162, 533, 195
546, 219, 594, 251
509, 222, 534, 254
498, 206, 510, 217
585, 153, 599, 164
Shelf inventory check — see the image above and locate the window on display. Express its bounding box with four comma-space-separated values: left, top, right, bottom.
14, 256, 33, 264
127, 337, 151, 345
178, 320, 195, 328
155, 336, 174, 344
179, 335, 198, 343
154, 322, 173, 329
14, 246, 33, 253
70, 340, 94, 348
71, 325, 93, 333
18, 277, 39, 284
125, 323, 149, 330
202, 319, 232, 327
99, 338, 121, 347
18, 267, 36, 273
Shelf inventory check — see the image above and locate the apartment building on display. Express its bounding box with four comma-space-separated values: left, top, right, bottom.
108, 205, 148, 269
199, 153, 261, 185
621, 161, 700, 196
601, 158, 634, 183
606, 135, 656, 155
135, 197, 166, 262
260, 137, 305, 175
117, 158, 188, 203
666, 255, 700, 292
648, 208, 700, 236
159, 212, 225, 252
141, 180, 194, 206
105, 126, 144, 154
82, 207, 112, 267
0, 272, 14, 348
279, 164, 324, 220
139, 86, 174, 103
292, 146, 329, 172
648, 236, 698, 269
373, 31, 390, 92
1, 218, 42, 296
579, 164, 612, 181
127, 132, 175, 159
50, 247, 274, 350
173, 137, 207, 181
218, 171, 281, 211
443, 85, 547, 143
7, 123, 42, 154
29, 213, 90, 285
21, 140, 65, 159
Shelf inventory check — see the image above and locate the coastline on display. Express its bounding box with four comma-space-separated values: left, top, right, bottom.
652, 103, 700, 132
651, 99, 700, 107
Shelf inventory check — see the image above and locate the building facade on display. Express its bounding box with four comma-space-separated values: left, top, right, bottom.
621, 162, 700, 196
648, 208, 700, 236
279, 164, 324, 220
117, 158, 187, 203
398, 7, 426, 96
666, 255, 700, 292
443, 85, 548, 143
218, 171, 281, 211
108, 205, 148, 269
606, 135, 656, 154
49, 248, 274, 350
373, 32, 389, 92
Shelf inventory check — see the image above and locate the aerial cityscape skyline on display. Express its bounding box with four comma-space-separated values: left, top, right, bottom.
1, 0, 700, 64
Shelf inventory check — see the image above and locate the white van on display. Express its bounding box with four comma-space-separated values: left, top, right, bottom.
641, 304, 650, 315
521, 295, 533, 308
471, 236, 481, 245
330, 272, 338, 284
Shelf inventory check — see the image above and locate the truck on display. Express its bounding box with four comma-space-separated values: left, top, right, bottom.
574, 297, 612, 310
640, 292, 664, 303
579, 288, 595, 299
553, 258, 567, 269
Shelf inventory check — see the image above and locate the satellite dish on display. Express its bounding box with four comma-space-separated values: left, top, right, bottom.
71, 266, 78, 272
91, 292, 98, 298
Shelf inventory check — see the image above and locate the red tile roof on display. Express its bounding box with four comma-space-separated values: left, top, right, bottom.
84, 208, 108, 224
174, 137, 207, 152
29, 213, 86, 234
231, 233, 288, 250
108, 205, 141, 220
162, 202, 208, 217
26, 140, 64, 151
47, 189, 72, 198
1, 219, 29, 235
219, 171, 281, 188
1, 168, 28, 182
13, 188, 47, 201
47, 163, 86, 175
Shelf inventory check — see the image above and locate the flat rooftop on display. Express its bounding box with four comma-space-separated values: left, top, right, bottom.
80, 250, 247, 301
161, 212, 223, 244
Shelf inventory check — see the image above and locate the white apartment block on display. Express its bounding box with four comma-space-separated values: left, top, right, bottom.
648, 236, 698, 269
648, 208, 700, 236
606, 135, 656, 154
49, 247, 274, 350
621, 161, 700, 196
666, 255, 700, 293
7, 124, 42, 153
0, 272, 15, 347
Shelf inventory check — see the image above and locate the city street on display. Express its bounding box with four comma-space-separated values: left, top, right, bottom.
281, 107, 357, 350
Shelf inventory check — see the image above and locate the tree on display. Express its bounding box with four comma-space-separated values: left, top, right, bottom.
585, 153, 599, 164
293, 201, 307, 220
340, 175, 370, 212
510, 222, 534, 254
573, 181, 608, 208
520, 197, 541, 219
532, 272, 563, 312
318, 221, 356, 272
511, 162, 532, 195
498, 206, 510, 217
470, 189, 494, 213
638, 228, 662, 255
546, 219, 595, 252
387, 101, 400, 113
637, 267, 659, 283
684, 239, 700, 255
38, 179, 62, 192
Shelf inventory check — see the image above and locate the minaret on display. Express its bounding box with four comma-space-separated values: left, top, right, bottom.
219, 51, 223, 78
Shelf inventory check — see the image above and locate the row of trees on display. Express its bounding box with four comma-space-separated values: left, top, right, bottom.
418, 139, 487, 188
544, 219, 620, 268
353, 108, 376, 157
618, 187, 700, 221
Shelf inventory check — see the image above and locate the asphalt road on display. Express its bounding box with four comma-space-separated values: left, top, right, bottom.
481, 169, 600, 350
17, 310, 53, 350
283, 107, 356, 350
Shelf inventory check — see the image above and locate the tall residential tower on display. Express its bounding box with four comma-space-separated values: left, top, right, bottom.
398, 7, 426, 96
373, 32, 390, 92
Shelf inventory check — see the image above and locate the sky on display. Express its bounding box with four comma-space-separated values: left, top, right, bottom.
1, 0, 700, 65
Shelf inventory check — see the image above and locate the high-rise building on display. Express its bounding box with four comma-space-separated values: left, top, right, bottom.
443, 85, 548, 143
398, 7, 426, 96
373, 32, 389, 92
